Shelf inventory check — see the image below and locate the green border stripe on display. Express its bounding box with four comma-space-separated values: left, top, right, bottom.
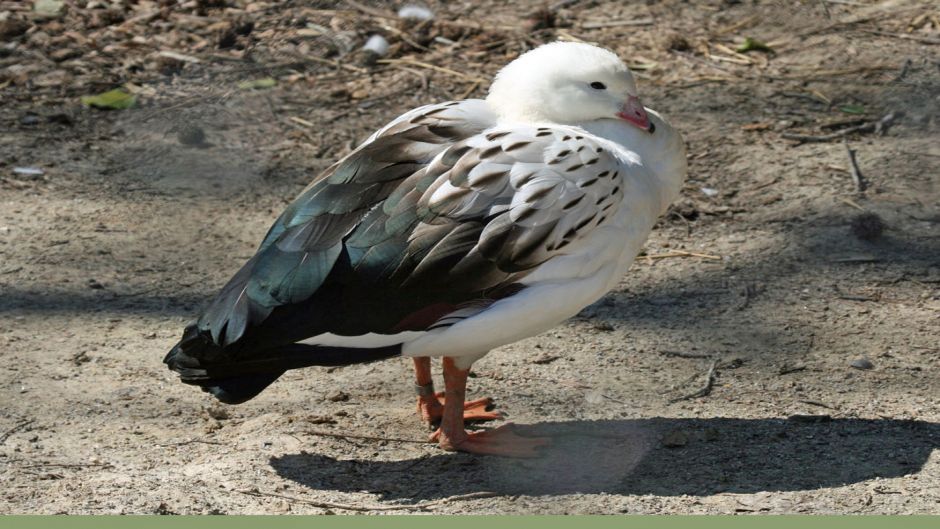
1, 516, 939, 528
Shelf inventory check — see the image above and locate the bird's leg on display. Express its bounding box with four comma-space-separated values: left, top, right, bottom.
412, 357, 501, 430
430, 357, 550, 457
413, 357, 443, 428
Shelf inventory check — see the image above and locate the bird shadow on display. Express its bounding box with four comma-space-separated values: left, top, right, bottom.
270, 417, 938, 501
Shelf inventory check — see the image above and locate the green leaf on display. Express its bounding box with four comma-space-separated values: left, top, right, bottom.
238, 78, 277, 90
80, 89, 136, 110
736, 37, 773, 54
839, 105, 866, 115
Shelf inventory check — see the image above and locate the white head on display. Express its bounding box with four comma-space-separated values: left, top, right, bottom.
485, 41, 653, 132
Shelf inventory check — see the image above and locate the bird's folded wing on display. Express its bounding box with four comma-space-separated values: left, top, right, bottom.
194, 103, 625, 356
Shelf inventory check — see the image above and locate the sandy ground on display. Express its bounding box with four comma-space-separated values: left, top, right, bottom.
1, 0, 938, 515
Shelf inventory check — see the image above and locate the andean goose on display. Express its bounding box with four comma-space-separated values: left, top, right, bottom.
164, 41, 687, 457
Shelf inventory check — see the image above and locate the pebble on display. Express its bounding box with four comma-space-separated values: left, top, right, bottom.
19, 114, 40, 126
328, 391, 350, 402
13, 167, 44, 177
850, 358, 874, 370
398, 5, 434, 21
176, 124, 207, 146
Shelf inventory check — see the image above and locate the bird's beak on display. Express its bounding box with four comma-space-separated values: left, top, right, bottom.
616, 95, 654, 133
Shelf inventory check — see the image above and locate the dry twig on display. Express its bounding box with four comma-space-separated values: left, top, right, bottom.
781, 112, 899, 143
159, 438, 226, 447
669, 358, 719, 403
843, 139, 865, 194
642, 250, 722, 261
864, 30, 940, 45
582, 18, 654, 29
661, 350, 713, 359
0, 419, 33, 445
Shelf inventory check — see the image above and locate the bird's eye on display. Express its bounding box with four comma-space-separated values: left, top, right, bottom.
590, 82, 606, 90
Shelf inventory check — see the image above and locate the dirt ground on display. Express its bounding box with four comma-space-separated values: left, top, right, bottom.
1, 0, 939, 515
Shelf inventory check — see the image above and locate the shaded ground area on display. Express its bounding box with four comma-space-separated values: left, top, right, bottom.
1, 0, 938, 515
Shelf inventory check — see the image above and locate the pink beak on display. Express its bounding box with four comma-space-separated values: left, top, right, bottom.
616, 95, 654, 133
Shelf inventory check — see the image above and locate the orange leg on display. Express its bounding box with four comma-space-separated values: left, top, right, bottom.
429, 357, 550, 457
412, 357, 501, 429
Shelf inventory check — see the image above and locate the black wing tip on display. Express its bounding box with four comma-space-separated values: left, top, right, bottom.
199, 371, 286, 404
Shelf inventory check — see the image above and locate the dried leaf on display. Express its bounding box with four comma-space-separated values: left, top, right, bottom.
80, 89, 136, 110
736, 37, 773, 53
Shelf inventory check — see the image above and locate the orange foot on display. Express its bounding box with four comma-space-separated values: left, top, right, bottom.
431, 423, 550, 458
417, 392, 502, 428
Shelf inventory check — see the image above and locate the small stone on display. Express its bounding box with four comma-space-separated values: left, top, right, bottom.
397, 5, 434, 21
176, 124, 207, 146
850, 357, 874, 370
328, 391, 350, 402
87, 279, 105, 290
20, 114, 41, 126
661, 430, 688, 448
13, 167, 44, 177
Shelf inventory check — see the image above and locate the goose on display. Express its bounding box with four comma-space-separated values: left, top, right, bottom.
164, 41, 687, 457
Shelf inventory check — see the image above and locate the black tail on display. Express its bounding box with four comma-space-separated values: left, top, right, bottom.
164, 324, 401, 404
